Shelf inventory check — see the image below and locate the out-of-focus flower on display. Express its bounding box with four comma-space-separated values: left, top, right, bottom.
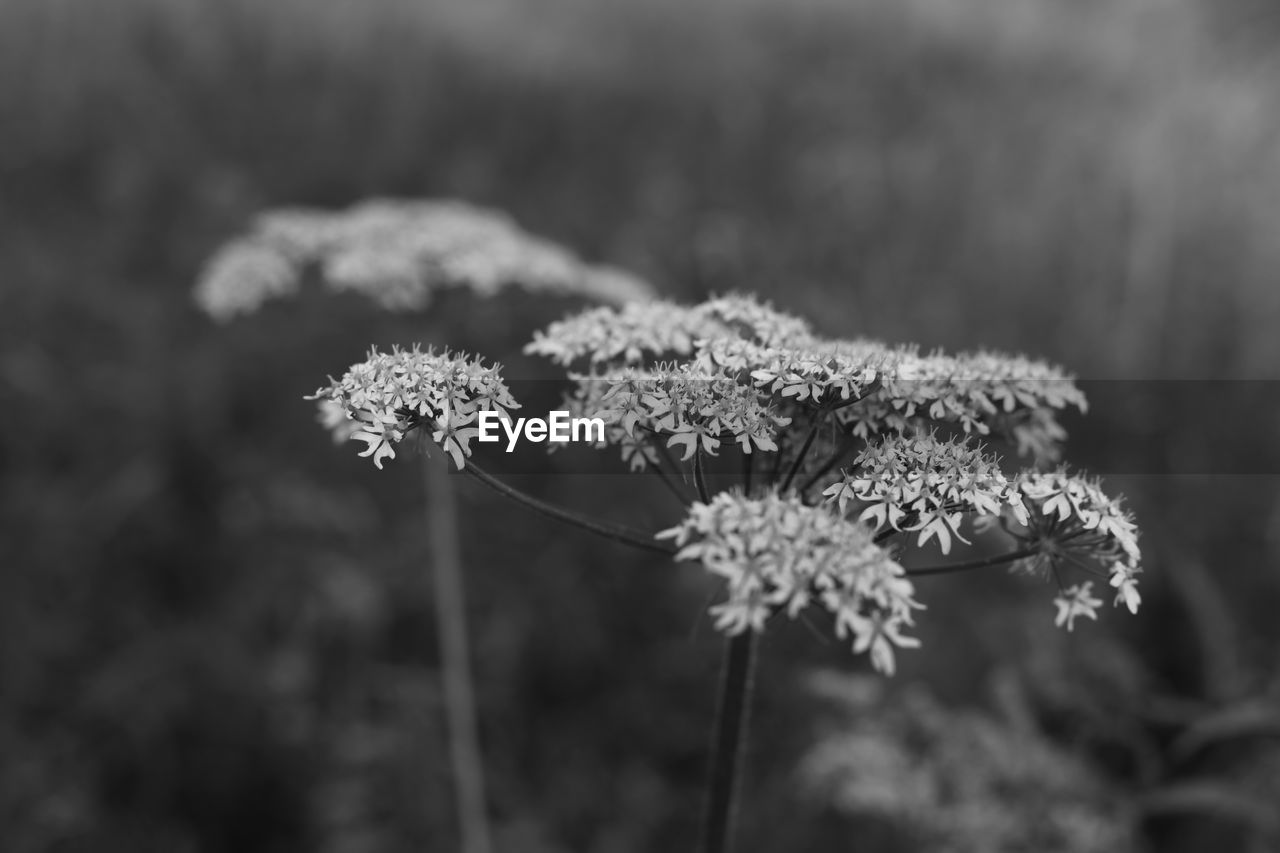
193, 241, 299, 321
194, 198, 654, 321
658, 491, 921, 674
802, 672, 1136, 853
1053, 582, 1104, 631
306, 346, 518, 470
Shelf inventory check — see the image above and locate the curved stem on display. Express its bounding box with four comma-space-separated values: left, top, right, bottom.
422, 456, 492, 853
461, 461, 674, 556
700, 631, 758, 853
908, 546, 1040, 577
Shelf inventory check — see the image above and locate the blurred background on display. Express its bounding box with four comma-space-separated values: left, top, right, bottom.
4, 0, 1280, 850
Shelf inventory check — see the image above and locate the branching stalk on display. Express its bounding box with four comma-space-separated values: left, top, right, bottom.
781, 409, 828, 492
908, 546, 1040, 576
461, 460, 673, 555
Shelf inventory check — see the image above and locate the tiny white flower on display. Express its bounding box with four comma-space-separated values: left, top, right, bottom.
1053, 582, 1103, 631
1109, 563, 1143, 615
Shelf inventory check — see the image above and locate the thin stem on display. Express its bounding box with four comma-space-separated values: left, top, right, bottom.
798, 432, 858, 498
422, 456, 493, 853
700, 631, 758, 853
650, 462, 692, 507
461, 461, 674, 556
694, 449, 712, 503
908, 546, 1040, 577
741, 448, 753, 497
646, 430, 695, 491
781, 410, 828, 493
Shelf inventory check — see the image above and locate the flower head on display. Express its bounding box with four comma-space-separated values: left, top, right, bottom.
843, 348, 1087, 456
991, 469, 1143, 625
307, 346, 518, 470
823, 432, 1028, 554
525, 301, 710, 367
659, 491, 922, 674
193, 241, 299, 321
195, 199, 654, 319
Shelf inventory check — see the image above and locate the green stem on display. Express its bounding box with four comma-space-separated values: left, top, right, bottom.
700, 631, 758, 853
461, 461, 674, 556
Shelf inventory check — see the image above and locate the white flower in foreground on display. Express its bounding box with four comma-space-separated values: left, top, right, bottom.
823, 432, 1028, 554
307, 346, 518, 470
659, 491, 922, 674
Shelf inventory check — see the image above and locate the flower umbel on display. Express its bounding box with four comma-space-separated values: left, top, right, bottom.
993, 469, 1143, 623
194, 199, 654, 320
306, 346, 519, 470
823, 432, 1029, 554
659, 491, 923, 674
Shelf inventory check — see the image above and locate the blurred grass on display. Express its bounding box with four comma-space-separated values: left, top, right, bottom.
3, 0, 1280, 851
5, 0, 1280, 375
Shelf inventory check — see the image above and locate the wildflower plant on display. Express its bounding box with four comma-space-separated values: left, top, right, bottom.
305, 281, 1144, 852
197, 198, 657, 853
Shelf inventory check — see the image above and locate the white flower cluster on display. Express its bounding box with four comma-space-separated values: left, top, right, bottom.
696, 294, 814, 347
530, 296, 880, 404
849, 348, 1087, 444
306, 346, 518, 470
525, 301, 709, 366
193, 241, 301, 321
658, 492, 923, 675
823, 433, 1028, 554
194, 199, 653, 320
570, 364, 791, 466
527, 295, 1087, 465
1013, 470, 1143, 622
698, 335, 887, 407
